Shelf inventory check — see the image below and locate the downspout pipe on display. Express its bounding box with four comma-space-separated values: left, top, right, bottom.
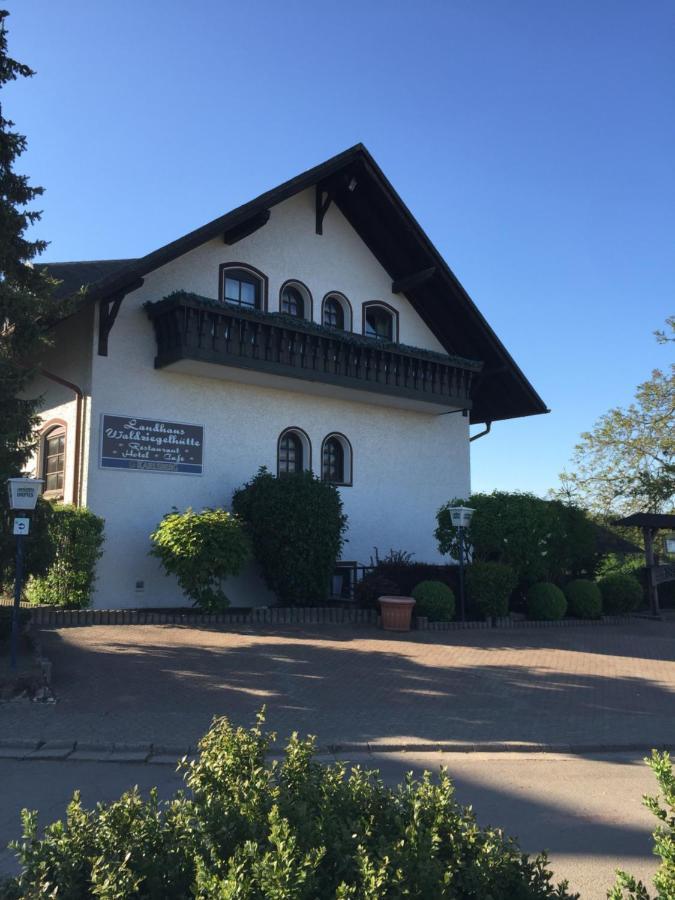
470, 421, 492, 442
39, 369, 84, 506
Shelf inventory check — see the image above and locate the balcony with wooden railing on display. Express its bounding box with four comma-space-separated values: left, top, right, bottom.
145, 292, 483, 412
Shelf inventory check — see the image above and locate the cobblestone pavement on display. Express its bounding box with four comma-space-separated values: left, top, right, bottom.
1, 619, 674, 750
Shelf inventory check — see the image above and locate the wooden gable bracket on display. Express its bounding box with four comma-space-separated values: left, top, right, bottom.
391, 267, 436, 295
315, 183, 334, 235
223, 209, 271, 245
97, 277, 144, 356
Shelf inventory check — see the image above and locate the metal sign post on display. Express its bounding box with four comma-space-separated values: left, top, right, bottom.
6, 478, 43, 670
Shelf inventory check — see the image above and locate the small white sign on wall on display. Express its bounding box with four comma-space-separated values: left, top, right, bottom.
13, 517, 30, 536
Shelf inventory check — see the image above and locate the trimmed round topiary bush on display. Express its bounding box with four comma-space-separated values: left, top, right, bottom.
412, 580, 455, 621
597, 573, 643, 614
466, 561, 517, 619
564, 579, 602, 619
527, 582, 567, 621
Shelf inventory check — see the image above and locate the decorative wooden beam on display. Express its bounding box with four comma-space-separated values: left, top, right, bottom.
223, 209, 270, 245
315, 183, 333, 235
98, 278, 144, 356
392, 267, 436, 295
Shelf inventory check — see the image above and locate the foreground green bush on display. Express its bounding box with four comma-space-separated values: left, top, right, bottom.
610, 751, 675, 899
150, 507, 250, 611
466, 560, 517, 619
527, 582, 567, 621
0, 713, 578, 899
25, 505, 104, 609
232, 467, 347, 606
564, 579, 602, 619
412, 580, 455, 621
597, 573, 643, 614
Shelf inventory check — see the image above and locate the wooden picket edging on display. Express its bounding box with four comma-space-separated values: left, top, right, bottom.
4, 602, 635, 631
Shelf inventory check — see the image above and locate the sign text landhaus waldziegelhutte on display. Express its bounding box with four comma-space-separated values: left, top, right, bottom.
100, 415, 204, 475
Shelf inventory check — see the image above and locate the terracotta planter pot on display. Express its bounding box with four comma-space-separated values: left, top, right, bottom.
379, 596, 415, 632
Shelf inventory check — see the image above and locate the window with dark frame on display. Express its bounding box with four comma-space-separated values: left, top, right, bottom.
281, 285, 305, 318
323, 296, 344, 330
222, 268, 261, 309
43, 427, 65, 494
331, 564, 355, 600
278, 431, 303, 474
322, 436, 344, 483
364, 305, 394, 341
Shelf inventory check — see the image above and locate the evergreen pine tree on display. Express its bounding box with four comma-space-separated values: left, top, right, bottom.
0, 10, 64, 582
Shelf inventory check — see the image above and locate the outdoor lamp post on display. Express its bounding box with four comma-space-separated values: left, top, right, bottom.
6, 478, 43, 669
448, 506, 475, 622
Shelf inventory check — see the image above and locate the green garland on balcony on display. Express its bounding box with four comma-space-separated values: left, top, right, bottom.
145, 290, 483, 371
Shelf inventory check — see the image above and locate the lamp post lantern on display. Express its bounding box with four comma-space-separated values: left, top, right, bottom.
6, 478, 43, 669
448, 506, 475, 622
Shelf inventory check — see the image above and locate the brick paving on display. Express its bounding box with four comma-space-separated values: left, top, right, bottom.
1, 620, 674, 750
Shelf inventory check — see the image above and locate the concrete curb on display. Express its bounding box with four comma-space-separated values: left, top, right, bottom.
0, 738, 671, 762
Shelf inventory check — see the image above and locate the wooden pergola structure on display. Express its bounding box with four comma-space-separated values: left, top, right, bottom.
612, 513, 675, 617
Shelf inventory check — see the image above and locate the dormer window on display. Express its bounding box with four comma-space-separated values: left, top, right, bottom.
322, 292, 352, 331
219, 264, 266, 310
363, 302, 398, 343
279, 280, 312, 320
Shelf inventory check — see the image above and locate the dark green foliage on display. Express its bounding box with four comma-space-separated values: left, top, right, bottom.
412, 580, 456, 621
527, 583, 567, 621
466, 561, 517, 619
0, 12, 69, 581
232, 467, 347, 606
0, 607, 30, 642
150, 507, 251, 611
355, 573, 401, 609
0, 497, 54, 591
25, 505, 104, 609
610, 751, 675, 899
1, 712, 578, 899
597, 573, 643, 614
436, 493, 598, 587
564, 579, 602, 619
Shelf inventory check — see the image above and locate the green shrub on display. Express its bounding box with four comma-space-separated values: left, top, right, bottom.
0, 608, 30, 642
610, 751, 675, 900
0, 713, 578, 899
1, 498, 55, 593
466, 561, 517, 619
232, 467, 347, 606
25, 505, 104, 609
436, 492, 598, 587
412, 580, 455, 621
564, 579, 602, 619
597, 573, 643, 614
527, 582, 567, 621
355, 573, 401, 609
150, 507, 250, 611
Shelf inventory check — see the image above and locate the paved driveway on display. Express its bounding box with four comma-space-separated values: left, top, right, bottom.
1, 619, 674, 750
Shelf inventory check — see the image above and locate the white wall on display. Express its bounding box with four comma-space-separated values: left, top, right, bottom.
75, 187, 471, 608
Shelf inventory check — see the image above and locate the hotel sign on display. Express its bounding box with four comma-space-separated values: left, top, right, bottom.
100, 415, 204, 475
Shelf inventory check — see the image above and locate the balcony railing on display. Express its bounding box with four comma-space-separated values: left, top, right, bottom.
146, 292, 483, 409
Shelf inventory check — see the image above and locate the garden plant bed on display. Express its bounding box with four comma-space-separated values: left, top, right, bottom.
0, 628, 53, 702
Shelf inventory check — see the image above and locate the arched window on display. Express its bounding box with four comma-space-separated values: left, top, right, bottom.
279, 280, 312, 320
322, 292, 352, 331
321, 433, 352, 486
281, 286, 304, 318
363, 302, 398, 343
277, 428, 311, 475
219, 264, 266, 310
42, 425, 66, 495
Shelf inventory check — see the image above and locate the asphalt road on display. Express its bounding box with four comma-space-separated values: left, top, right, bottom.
0, 750, 659, 899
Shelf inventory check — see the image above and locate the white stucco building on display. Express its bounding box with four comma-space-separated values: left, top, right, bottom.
32, 145, 547, 609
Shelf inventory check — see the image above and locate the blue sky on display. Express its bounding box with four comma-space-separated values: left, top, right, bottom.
7, 1, 674, 498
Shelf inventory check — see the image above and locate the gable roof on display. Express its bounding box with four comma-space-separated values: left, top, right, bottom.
41, 144, 548, 425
